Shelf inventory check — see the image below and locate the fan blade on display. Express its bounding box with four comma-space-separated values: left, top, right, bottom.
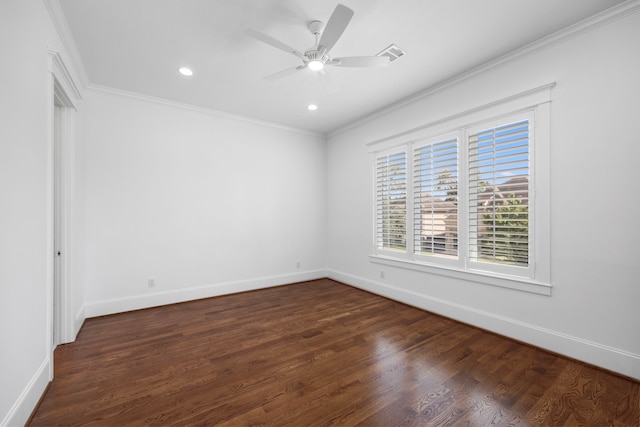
318, 4, 354, 53
246, 28, 304, 59
264, 65, 305, 80
330, 56, 390, 67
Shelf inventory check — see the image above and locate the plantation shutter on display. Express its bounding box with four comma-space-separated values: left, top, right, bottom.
468, 119, 530, 267
375, 150, 407, 252
413, 136, 459, 258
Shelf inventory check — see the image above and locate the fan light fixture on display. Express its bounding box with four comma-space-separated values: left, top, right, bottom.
308, 60, 324, 71
178, 67, 193, 76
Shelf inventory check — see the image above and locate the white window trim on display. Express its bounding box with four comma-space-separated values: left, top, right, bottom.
369, 254, 551, 295
370, 83, 554, 296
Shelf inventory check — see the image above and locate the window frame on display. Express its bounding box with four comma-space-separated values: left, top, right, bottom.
370, 84, 553, 295
465, 111, 534, 279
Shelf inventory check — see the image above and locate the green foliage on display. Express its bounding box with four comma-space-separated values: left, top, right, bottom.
379, 160, 407, 251
436, 168, 457, 203
387, 199, 406, 250
480, 194, 528, 266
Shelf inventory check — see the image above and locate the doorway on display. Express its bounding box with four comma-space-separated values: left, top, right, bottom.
48, 49, 81, 380
51, 88, 75, 349
53, 103, 64, 347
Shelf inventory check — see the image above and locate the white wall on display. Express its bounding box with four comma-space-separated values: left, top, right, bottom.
326, 9, 640, 380
0, 1, 84, 425
2, 2, 638, 424
80, 89, 327, 317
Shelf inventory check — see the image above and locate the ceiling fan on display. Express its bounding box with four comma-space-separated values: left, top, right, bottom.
246, 4, 390, 80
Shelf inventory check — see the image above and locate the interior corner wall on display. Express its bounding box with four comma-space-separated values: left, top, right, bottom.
79, 89, 327, 317
326, 10, 640, 380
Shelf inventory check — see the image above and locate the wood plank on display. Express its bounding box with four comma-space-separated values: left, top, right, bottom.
29, 279, 639, 426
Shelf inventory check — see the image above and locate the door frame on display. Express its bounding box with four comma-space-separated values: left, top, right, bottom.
47, 48, 81, 379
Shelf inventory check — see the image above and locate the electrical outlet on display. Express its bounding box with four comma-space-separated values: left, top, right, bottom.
148, 278, 155, 288
380, 271, 385, 279
296, 261, 301, 269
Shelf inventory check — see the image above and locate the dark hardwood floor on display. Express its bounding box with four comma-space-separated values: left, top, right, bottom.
30, 279, 639, 426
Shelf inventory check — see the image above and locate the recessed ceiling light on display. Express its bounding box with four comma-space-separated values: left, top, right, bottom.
178, 67, 193, 77
307, 104, 318, 111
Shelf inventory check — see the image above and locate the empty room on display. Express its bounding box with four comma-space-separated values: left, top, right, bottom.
1, 0, 639, 425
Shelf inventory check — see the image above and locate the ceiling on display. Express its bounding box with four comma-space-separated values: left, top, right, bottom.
58, 0, 624, 135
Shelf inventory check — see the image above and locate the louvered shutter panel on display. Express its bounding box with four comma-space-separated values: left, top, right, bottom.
468, 120, 530, 266
376, 150, 407, 252
413, 137, 459, 258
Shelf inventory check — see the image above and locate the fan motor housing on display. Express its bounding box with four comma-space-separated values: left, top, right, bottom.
305, 49, 329, 64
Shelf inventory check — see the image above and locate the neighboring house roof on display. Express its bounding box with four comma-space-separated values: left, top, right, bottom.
480, 176, 529, 206
417, 192, 457, 213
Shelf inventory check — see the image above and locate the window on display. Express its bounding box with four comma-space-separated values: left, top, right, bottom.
468, 118, 530, 269
467, 115, 532, 277
375, 115, 533, 275
413, 134, 459, 261
371, 84, 552, 293
375, 150, 407, 252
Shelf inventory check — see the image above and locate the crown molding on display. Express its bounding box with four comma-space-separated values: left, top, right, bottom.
48, 48, 82, 108
42, 0, 90, 90
328, 0, 640, 139
87, 84, 324, 138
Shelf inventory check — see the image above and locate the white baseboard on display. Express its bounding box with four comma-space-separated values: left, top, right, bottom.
327, 269, 640, 381
1, 358, 50, 427
74, 306, 85, 339
83, 269, 327, 318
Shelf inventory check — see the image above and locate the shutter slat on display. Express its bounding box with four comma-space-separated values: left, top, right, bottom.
469, 120, 530, 267
413, 136, 459, 258
375, 150, 407, 251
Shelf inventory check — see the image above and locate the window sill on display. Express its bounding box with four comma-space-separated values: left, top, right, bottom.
369, 255, 552, 296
